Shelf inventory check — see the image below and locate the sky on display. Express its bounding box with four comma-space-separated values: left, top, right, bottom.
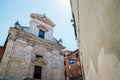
0, 0, 77, 51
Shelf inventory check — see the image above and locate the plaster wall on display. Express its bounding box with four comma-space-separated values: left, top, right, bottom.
70, 0, 120, 80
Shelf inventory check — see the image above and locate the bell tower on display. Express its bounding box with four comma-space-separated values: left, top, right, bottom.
29, 13, 56, 41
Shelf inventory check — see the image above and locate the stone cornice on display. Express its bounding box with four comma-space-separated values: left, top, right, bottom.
8, 27, 65, 49
30, 13, 56, 27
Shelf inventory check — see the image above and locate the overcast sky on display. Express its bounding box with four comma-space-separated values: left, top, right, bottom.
0, 0, 77, 51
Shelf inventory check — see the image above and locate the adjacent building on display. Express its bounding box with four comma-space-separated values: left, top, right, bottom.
64, 49, 82, 80
0, 13, 65, 80
0, 46, 5, 62
70, 0, 120, 80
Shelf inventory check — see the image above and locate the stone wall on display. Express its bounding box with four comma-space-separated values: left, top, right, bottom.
0, 28, 65, 80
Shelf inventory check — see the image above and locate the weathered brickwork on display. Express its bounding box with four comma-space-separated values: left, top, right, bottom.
64, 50, 82, 80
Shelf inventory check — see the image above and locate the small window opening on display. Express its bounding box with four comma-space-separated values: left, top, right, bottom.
64, 61, 66, 65
36, 55, 43, 58
76, 53, 79, 58
65, 71, 67, 77
39, 30, 45, 39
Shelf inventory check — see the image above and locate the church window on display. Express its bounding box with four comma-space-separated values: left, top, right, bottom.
39, 30, 45, 39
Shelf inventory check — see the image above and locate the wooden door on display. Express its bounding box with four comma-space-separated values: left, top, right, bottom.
34, 66, 42, 79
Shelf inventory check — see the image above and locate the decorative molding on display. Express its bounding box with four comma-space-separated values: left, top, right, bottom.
46, 47, 53, 52
8, 34, 18, 41
37, 25, 48, 32
9, 27, 65, 49
30, 13, 56, 27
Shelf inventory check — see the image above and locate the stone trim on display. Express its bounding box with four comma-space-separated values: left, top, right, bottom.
31, 13, 55, 27
8, 27, 65, 49
37, 25, 48, 32
31, 58, 47, 66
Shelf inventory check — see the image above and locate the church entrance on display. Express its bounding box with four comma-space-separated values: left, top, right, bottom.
34, 66, 42, 79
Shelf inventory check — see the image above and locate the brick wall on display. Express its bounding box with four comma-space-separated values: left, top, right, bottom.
0, 47, 5, 62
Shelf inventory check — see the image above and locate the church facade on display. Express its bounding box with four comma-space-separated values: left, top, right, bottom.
0, 13, 65, 80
